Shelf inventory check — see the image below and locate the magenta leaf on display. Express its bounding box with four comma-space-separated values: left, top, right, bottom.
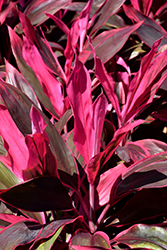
87, 119, 144, 184
2, 78, 78, 189
67, 57, 93, 164
122, 38, 167, 124
0, 176, 73, 211
0, 213, 37, 228
39, 110, 79, 190
0, 105, 29, 179
95, 57, 121, 124
30, 106, 47, 134
45, 13, 69, 36
117, 139, 167, 163
19, 11, 66, 82
0, 77, 79, 189
77, 0, 93, 52
23, 133, 58, 180
22, 36, 66, 117
123, 5, 167, 48
130, 0, 153, 16
116, 142, 151, 163
69, 230, 111, 249
0, 2, 17, 25
92, 93, 108, 156
97, 163, 128, 206
8, 26, 58, 118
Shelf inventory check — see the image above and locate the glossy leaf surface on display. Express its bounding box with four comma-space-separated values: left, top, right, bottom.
0, 176, 73, 211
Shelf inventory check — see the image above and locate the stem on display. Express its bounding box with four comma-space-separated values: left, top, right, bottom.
89, 183, 96, 233
96, 203, 110, 228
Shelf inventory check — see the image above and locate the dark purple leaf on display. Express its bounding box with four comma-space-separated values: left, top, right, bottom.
88, 0, 126, 35
0, 176, 73, 211
5, 60, 41, 109
89, 21, 143, 63
0, 79, 32, 136
23, 0, 71, 26
107, 188, 167, 226
123, 5, 167, 48
115, 152, 167, 199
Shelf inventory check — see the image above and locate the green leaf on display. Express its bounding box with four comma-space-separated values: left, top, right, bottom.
36, 226, 63, 250
115, 224, 167, 249
0, 162, 20, 189
0, 176, 73, 211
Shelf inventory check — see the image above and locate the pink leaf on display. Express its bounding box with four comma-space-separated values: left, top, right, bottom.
67, 58, 93, 164
0, 2, 17, 25
22, 36, 66, 117
130, 0, 153, 16
23, 133, 58, 180
122, 38, 167, 124
95, 57, 122, 125
92, 93, 108, 156
64, 0, 93, 76
87, 119, 144, 184
19, 11, 66, 82
97, 163, 128, 206
30, 106, 47, 134
0, 105, 29, 179
78, 0, 93, 52
45, 13, 69, 36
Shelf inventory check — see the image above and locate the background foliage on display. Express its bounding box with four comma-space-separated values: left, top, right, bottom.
0, 0, 167, 249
